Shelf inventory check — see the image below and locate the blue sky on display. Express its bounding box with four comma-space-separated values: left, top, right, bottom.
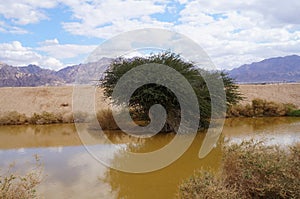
0, 0, 300, 70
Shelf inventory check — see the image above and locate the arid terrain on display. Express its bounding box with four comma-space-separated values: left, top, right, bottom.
239, 83, 300, 107
0, 86, 110, 118
0, 83, 299, 117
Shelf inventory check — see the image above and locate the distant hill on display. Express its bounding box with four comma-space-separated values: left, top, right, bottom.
0, 63, 63, 87
229, 55, 300, 83
0, 58, 112, 87
57, 57, 112, 84
1, 55, 300, 86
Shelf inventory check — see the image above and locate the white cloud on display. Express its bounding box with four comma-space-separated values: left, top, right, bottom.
1, 0, 300, 70
172, 0, 300, 69
0, 0, 59, 25
0, 39, 100, 70
0, 20, 28, 34
37, 38, 97, 60
40, 38, 60, 46
61, 0, 172, 38
0, 41, 64, 70
58, 0, 300, 69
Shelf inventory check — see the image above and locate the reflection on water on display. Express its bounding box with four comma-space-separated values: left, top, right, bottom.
0, 124, 81, 149
223, 117, 300, 145
0, 117, 300, 199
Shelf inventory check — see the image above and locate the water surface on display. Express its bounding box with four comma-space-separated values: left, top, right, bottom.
0, 117, 299, 198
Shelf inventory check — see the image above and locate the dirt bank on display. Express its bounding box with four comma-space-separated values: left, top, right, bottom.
0, 83, 299, 117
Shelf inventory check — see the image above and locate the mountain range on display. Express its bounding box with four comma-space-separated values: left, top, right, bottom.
228, 55, 300, 83
0, 57, 112, 87
0, 55, 299, 87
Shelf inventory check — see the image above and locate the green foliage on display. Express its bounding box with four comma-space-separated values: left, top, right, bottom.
221, 72, 243, 106
101, 52, 242, 132
287, 109, 300, 117
178, 141, 300, 199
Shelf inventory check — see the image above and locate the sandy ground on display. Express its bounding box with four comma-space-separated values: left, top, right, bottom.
0, 83, 299, 117
239, 83, 300, 108
0, 86, 110, 117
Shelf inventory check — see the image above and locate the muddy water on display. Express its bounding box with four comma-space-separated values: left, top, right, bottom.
0, 117, 299, 199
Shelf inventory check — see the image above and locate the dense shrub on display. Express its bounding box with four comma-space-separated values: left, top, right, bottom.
177, 141, 300, 199
101, 52, 242, 131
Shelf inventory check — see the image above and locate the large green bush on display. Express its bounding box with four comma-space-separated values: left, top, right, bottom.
101, 52, 242, 132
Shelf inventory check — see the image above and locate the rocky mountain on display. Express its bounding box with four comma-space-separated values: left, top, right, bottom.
0, 63, 63, 86
1, 55, 300, 86
57, 57, 112, 84
229, 55, 300, 83
0, 57, 113, 87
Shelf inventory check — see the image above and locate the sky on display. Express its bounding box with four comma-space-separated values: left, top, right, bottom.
0, 0, 299, 70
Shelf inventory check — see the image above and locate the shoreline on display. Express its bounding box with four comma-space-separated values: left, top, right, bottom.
0, 83, 299, 125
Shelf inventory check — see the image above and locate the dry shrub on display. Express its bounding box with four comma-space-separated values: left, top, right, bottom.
177, 141, 300, 199
73, 111, 90, 123
96, 109, 119, 130
178, 170, 239, 199
0, 111, 27, 125
253, 99, 286, 116
61, 112, 74, 123
252, 98, 265, 116
227, 98, 297, 117
0, 111, 102, 125
223, 141, 300, 198
227, 104, 253, 117
0, 156, 42, 199
29, 111, 63, 124
0, 111, 64, 125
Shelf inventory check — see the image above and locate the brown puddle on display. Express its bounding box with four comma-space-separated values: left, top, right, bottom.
0, 117, 299, 199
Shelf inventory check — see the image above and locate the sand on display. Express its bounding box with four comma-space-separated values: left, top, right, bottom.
239, 83, 300, 107
0, 86, 109, 117
0, 83, 299, 117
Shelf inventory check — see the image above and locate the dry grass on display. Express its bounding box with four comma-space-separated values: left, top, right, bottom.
227, 98, 298, 117
0, 156, 43, 199
0, 111, 67, 125
178, 170, 239, 199
96, 109, 119, 130
29, 111, 63, 124
0, 109, 124, 127
177, 141, 300, 199
0, 111, 28, 125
